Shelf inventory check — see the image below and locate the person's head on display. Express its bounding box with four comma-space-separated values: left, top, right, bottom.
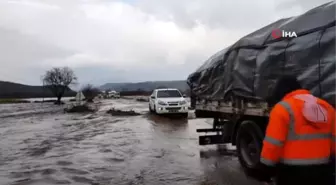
267, 75, 302, 106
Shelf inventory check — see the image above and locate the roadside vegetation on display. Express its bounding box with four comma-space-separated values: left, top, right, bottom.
0, 99, 30, 104
81, 84, 101, 102
0, 99, 68, 104
33, 100, 56, 103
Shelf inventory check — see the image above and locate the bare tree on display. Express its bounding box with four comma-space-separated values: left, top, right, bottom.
42, 67, 77, 105
81, 84, 100, 102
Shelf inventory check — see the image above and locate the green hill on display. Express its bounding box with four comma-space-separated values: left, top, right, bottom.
0, 81, 76, 98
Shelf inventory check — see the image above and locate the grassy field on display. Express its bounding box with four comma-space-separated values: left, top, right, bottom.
0, 99, 31, 104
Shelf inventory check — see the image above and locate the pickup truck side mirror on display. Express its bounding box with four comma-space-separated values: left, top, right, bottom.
182, 94, 186, 98
151, 96, 155, 99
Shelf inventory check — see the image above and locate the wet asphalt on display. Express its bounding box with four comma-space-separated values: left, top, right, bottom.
0, 98, 263, 185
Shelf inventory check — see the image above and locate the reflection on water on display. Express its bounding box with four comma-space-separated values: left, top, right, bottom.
0, 98, 262, 185
147, 114, 188, 127
200, 145, 237, 159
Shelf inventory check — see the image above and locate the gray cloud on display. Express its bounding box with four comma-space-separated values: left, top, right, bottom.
0, 0, 330, 86
276, 0, 332, 10
0, 28, 74, 84
135, 0, 279, 30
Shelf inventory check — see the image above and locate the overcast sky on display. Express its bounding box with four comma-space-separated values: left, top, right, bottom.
0, 0, 331, 86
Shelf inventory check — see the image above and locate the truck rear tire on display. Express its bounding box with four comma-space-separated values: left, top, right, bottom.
236, 120, 264, 175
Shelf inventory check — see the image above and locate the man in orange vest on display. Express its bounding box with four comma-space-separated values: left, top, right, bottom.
260, 75, 335, 185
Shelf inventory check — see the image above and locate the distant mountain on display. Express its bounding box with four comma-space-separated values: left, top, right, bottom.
0, 81, 76, 98
100, 80, 189, 92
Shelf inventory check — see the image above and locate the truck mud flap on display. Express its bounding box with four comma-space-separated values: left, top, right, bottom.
199, 135, 231, 145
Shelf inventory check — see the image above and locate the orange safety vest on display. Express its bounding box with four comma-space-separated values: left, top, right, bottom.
261, 89, 336, 166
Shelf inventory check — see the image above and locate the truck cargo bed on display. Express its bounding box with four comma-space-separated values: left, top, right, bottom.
194, 99, 269, 117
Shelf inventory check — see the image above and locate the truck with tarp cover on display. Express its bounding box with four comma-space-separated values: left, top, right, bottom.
187, 1, 335, 174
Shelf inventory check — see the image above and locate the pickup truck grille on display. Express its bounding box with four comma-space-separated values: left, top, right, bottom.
168, 102, 179, 106
165, 107, 181, 111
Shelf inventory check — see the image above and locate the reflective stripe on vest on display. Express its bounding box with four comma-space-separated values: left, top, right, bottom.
264, 136, 284, 146
262, 156, 331, 166
268, 101, 331, 165
260, 157, 276, 166
280, 157, 330, 165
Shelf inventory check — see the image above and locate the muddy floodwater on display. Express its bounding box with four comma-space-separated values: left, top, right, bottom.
0, 98, 262, 185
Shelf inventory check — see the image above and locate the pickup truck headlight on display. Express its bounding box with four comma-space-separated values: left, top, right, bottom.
179, 100, 187, 105
158, 100, 167, 105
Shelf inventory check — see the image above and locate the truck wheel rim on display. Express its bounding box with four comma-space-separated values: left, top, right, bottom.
240, 133, 258, 167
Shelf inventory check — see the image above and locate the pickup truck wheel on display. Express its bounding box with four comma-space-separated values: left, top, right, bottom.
153, 105, 158, 114
149, 104, 153, 113
236, 120, 264, 175
181, 113, 188, 118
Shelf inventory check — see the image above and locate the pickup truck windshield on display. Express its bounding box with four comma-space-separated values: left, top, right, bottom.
157, 90, 182, 98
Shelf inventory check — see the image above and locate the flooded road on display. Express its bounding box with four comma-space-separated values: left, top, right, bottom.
0, 98, 262, 185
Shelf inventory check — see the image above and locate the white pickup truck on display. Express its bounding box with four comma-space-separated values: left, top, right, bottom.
149, 88, 189, 116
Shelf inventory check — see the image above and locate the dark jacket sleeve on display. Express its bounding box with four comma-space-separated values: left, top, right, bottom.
330, 156, 335, 174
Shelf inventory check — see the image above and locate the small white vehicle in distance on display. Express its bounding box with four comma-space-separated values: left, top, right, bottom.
108, 91, 120, 99
149, 88, 189, 116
